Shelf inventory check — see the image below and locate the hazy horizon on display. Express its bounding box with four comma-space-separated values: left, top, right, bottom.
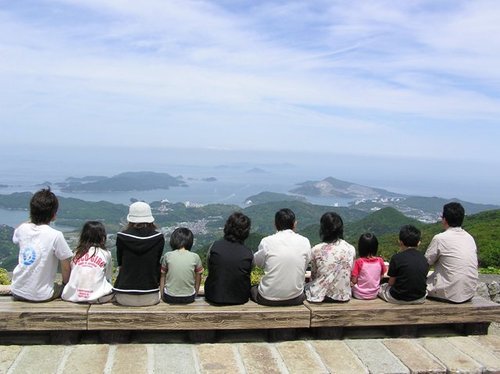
0, 145, 498, 206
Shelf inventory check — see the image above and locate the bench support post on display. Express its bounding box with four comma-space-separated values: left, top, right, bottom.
388, 325, 418, 338
50, 331, 81, 344
311, 327, 343, 339
455, 322, 490, 336
188, 330, 217, 343
99, 331, 131, 344
267, 328, 297, 342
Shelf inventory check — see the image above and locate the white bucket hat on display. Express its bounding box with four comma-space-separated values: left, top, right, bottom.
127, 202, 154, 223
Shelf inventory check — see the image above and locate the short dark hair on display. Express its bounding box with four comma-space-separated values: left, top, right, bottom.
358, 233, 378, 257
442, 202, 465, 227
275, 208, 295, 231
170, 227, 194, 251
30, 188, 59, 225
399, 225, 421, 247
224, 212, 251, 244
319, 212, 344, 243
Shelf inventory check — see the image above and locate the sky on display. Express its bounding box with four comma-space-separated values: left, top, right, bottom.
1, 1, 499, 166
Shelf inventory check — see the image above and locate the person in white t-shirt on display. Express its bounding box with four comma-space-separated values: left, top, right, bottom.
62, 221, 114, 303
251, 208, 311, 306
11, 188, 73, 302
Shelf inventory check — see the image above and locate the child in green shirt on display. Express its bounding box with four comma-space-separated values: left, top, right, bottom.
160, 227, 203, 304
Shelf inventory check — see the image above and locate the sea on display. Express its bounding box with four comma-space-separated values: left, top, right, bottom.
0, 144, 498, 227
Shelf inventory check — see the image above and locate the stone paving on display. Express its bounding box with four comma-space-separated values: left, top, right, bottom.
1, 334, 499, 373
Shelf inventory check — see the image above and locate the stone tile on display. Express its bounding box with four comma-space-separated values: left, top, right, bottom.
419, 338, 483, 374
311, 340, 368, 374
154, 344, 196, 374
196, 343, 243, 374
0, 345, 22, 373
111, 344, 149, 374
238, 343, 285, 374
9, 345, 66, 374
62, 344, 109, 373
346, 339, 409, 374
447, 336, 500, 372
383, 339, 446, 374
276, 341, 327, 373
473, 335, 500, 355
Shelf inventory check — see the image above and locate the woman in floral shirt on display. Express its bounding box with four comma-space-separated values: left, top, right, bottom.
305, 212, 355, 302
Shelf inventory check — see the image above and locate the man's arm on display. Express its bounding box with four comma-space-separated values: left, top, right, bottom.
425, 236, 440, 265
60, 258, 71, 284
253, 241, 267, 268
388, 276, 396, 286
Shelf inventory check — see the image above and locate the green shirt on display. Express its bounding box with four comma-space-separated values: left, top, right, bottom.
161, 249, 203, 297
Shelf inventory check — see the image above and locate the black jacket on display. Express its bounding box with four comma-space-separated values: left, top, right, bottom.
113, 227, 165, 293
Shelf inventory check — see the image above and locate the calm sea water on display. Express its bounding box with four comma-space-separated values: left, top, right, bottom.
0, 145, 497, 227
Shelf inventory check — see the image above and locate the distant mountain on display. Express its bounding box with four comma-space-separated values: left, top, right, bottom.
291, 176, 499, 222
58, 171, 187, 192
351, 196, 499, 223
291, 177, 401, 199
244, 191, 306, 205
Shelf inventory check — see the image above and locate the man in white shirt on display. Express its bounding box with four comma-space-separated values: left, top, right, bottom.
251, 208, 311, 306
425, 202, 478, 303
11, 188, 73, 302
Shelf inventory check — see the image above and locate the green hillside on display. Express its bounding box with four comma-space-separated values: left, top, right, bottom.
243, 200, 368, 235
0, 225, 17, 270
376, 209, 500, 267
344, 207, 422, 243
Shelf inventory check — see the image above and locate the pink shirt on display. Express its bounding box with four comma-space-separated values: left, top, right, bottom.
351, 257, 386, 300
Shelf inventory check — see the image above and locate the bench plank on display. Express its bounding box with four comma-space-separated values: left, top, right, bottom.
305, 296, 500, 328
88, 298, 311, 330
0, 297, 89, 331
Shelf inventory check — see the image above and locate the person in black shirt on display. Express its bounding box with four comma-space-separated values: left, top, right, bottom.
378, 225, 429, 304
204, 212, 253, 305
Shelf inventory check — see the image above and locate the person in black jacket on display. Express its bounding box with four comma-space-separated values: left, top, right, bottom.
113, 202, 165, 306
204, 212, 253, 305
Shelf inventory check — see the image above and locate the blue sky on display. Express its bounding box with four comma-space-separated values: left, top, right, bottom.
1, 0, 499, 164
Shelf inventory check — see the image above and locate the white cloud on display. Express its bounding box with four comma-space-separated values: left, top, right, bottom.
0, 0, 499, 163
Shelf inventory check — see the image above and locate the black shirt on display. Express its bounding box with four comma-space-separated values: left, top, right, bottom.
204, 239, 253, 305
388, 247, 429, 301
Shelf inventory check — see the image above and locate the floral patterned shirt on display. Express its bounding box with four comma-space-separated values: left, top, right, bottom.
305, 240, 355, 302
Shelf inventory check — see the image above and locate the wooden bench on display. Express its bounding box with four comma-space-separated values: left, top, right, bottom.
88, 298, 311, 342
305, 296, 500, 338
0, 295, 498, 343
0, 297, 89, 344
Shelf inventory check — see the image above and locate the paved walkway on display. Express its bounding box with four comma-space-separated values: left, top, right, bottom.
1, 333, 499, 373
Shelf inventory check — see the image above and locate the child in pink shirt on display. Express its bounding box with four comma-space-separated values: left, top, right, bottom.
351, 233, 386, 300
